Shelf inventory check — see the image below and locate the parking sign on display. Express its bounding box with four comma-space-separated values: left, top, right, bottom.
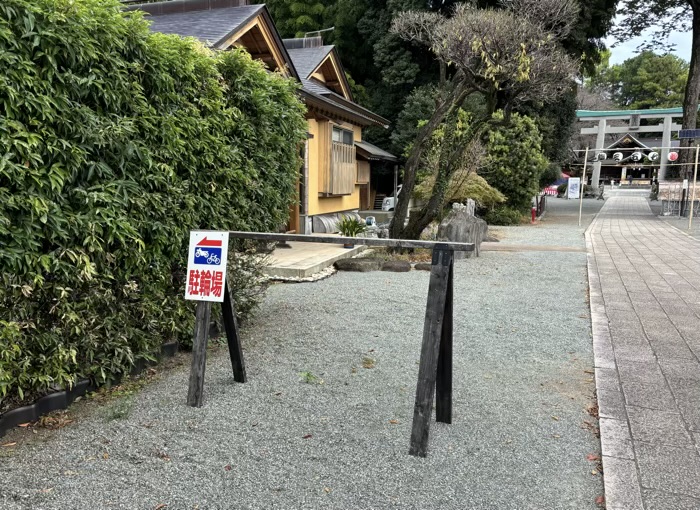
185, 231, 229, 302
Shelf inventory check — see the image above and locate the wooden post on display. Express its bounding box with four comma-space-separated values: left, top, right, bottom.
222, 282, 247, 383
187, 301, 212, 407
409, 247, 453, 457
688, 145, 699, 229
578, 147, 589, 227
435, 255, 454, 424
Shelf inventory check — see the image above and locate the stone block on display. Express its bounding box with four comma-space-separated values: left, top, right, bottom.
597, 388, 627, 420
600, 417, 635, 459
381, 260, 411, 272
437, 202, 487, 259
334, 258, 382, 272
601, 456, 644, 510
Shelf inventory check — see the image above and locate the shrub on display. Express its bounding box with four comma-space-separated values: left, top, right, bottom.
557, 183, 568, 196
483, 111, 549, 212
482, 206, 524, 226
337, 216, 366, 237
0, 0, 307, 404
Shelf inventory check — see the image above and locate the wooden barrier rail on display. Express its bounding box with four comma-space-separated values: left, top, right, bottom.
187, 232, 473, 457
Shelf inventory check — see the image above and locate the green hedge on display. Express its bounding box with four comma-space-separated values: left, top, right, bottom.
482, 206, 523, 226
0, 0, 307, 403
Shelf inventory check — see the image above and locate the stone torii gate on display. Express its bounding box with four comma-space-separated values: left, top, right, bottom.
577, 107, 683, 187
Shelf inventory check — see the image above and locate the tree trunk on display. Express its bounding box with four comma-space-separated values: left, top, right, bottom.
401, 116, 489, 240
402, 167, 451, 240
680, 7, 700, 172
389, 79, 471, 239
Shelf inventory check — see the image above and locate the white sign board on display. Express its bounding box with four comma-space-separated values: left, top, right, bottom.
567, 177, 581, 199
185, 231, 229, 302
683, 179, 689, 190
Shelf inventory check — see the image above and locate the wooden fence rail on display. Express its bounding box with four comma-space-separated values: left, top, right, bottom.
187, 232, 469, 457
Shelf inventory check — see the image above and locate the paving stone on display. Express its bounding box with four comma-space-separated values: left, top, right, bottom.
643, 489, 700, 510
666, 385, 700, 432
607, 301, 635, 312
647, 336, 696, 360
636, 443, 700, 499
621, 381, 677, 411
626, 406, 692, 447
657, 358, 700, 383
601, 456, 643, 510
609, 326, 646, 342
613, 346, 657, 363
616, 361, 665, 386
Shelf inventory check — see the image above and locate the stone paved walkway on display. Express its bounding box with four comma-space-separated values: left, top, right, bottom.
586, 191, 700, 509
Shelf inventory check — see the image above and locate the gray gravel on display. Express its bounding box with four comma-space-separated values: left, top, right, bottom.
490, 197, 604, 248
0, 218, 602, 509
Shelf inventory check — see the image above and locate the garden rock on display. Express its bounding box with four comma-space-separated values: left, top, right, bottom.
335, 258, 382, 272
414, 263, 432, 271
437, 203, 488, 259
381, 260, 411, 272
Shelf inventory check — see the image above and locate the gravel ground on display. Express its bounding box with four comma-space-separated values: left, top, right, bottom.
0, 211, 602, 510
490, 196, 604, 247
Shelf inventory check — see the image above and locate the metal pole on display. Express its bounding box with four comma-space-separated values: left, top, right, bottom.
394, 164, 398, 207
689, 145, 699, 229
579, 147, 589, 227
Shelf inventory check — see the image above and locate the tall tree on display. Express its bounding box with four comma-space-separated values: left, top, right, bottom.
612, 0, 699, 168
388, 0, 578, 239
591, 51, 689, 109
261, 0, 332, 38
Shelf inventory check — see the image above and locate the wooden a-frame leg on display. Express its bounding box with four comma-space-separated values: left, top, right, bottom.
436, 256, 454, 424
222, 281, 247, 383
409, 247, 453, 457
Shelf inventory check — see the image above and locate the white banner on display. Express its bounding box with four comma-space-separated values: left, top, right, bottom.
567, 177, 581, 199
185, 231, 229, 302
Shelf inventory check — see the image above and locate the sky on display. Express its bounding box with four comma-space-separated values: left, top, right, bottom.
605, 26, 692, 65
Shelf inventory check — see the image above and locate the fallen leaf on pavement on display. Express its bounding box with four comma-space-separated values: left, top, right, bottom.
224, 465, 232, 471
18, 423, 31, 428
584, 370, 594, 374
389, 420, 399, 424
591, 470, 598, 475
302, 434, 312, 439
595, 495, 605, 505
1, 442, 17, 447
324, 487, 332, 493
587, 454, 600, 461
551, 416, 560, 421
154, 504, 167, 510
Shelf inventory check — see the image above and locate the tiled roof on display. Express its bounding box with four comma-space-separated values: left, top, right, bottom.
301, 78, 330, 96
356, 140, 397, 162
143, 4, 264, 48
286, 46, 334, 78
